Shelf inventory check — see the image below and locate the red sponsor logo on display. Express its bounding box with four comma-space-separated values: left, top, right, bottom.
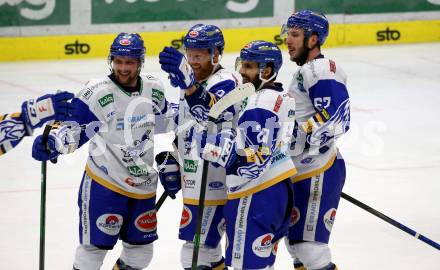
180, 206, 192, 229
119, 39, 131, 46
189, 31, 198, 38
329, 59, 336, 73
124, 177, 134, 186
210, 150, 219, 157
273, 95, 283, 112
135, 210, 157, 233
38, 106, 47, 112
290, 207, 300, 226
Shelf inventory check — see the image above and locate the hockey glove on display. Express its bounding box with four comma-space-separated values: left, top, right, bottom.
194, 128, 237, 169
32, 132, 60, 161
159, 47, 196, 90
21, 91, 74, 135
32, 124, 80, 161
155, 151, 181, 199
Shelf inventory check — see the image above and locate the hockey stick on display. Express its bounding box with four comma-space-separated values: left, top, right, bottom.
155, 190, 169, 211
39, 125, 52, 270
191, 83, 256, 270
341, 192, 440, 250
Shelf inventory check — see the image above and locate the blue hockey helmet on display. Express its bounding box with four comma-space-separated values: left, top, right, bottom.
109, 32, 146, 62
183, 24, 225, 55
239, 40, 283, 74
285, 10, 329, 46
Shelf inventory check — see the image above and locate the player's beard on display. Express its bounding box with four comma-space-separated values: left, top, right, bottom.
291, 45, 309, 66
115, 70, 138, 87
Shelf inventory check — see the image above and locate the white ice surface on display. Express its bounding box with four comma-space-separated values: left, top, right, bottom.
1, 43, 440, 269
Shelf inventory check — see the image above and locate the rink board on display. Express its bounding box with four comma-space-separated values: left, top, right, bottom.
1, 19, 439, 61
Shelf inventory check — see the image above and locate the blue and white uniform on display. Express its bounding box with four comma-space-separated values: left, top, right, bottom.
287, 55, 350, 244
222, 83, 296, 269
178, 67, 239, 249
49, 74, 175, 249
0, 113, 27, 156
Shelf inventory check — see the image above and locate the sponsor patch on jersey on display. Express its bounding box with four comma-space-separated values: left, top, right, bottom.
152, 88, 164, 101
180, 205, 192, 229
135, 210, 157, 233
208, 181, 224, 190
272, 240, 279, 256
288, 109, 295, 118
273, 95, 283, 112
290, 207, 300, 226
300, 157, 314, 164
183, 176, 196, 189
329, 59, 336, 73
323, 208, 337, 232
128, 164, 149, 177
98, 94, 114, 107
99, 165, 108, 175
96, 214, 123, 236
184, 159, 198, 173
252, 233, 274, 258
82, 88, 93, 100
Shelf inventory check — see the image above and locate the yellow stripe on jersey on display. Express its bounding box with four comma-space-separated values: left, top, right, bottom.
291, 154, 336, 183
208, 92, 217, 108
0, 114, 7, 121
10, 112, 21, 119
183, 198, 227, 206
227, 168, 297, 200
212, 262, 226, 270
315, 113, 324, 124
85, 165, 156, 200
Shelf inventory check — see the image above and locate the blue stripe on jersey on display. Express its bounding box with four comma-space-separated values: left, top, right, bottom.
228, 108, 280, 179
308, 79, 349, 121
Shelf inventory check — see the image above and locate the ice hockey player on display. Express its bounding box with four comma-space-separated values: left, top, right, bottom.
195, 40, 297, 269
32, 32, 178, 270
158, 24, 239, 270
0, 91, 73, 156
282, 10, 351, 270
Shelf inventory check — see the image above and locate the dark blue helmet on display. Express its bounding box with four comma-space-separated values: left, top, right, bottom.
183, 24, 225, 55
286, 10, 329, 46
109, 32, 146, 62
240, 40, 283, 74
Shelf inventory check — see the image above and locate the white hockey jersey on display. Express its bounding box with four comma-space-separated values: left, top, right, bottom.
178, 67, 239, 206
288, 55, 350, 181
225, 83, 297, 199
51, 74, 175, 199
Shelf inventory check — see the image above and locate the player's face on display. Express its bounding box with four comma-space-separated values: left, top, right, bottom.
186, 48, 215, 81
112, 56, 140, 87
239, 60, 260, 85
286, 27, 307, 62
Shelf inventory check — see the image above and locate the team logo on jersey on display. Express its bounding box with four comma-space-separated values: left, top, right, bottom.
252, 233, 274, 258
184, 159, 198, 173
98, 94, 114, 107
0, 119, 25, 144
323, 208, 337, 232
290, 207, 300, 226
135, 210, 157, 233
96, 214, 123, 236
180, 206, 192, 229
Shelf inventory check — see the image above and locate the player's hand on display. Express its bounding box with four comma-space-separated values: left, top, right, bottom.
159, 47, 196, 90
155, 151, 181, 199
193, 128, 237, 168
21, 91, 74, 135
32, 133, 60, 161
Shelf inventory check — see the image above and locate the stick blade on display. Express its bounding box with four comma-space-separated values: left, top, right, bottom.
208, 83, 255, 119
